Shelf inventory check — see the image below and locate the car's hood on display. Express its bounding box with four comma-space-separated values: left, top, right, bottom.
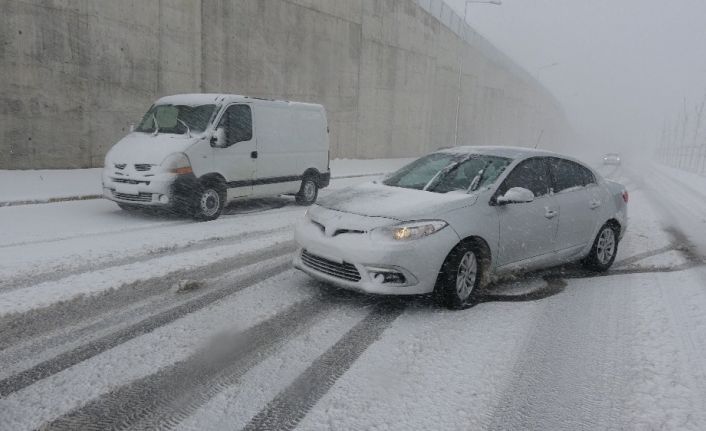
317, 182, 477, 220
106, 133, 201, 165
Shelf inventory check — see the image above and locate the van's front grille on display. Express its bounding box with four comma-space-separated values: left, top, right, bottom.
134, 164, 153, 172
113, 178, 151, 185
112, 191, 153, 202
301, 250, 361, 282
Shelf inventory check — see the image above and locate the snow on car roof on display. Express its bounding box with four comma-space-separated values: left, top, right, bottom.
155, 93, 324, 109
438, 145, 563, 160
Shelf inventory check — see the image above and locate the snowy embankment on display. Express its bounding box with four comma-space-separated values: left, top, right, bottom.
0, 158, 414, 206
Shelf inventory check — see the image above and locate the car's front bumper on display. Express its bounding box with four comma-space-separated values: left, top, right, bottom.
293, 217, 460, 295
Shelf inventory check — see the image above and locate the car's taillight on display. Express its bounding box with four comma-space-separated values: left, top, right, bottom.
622, 191, 629, 204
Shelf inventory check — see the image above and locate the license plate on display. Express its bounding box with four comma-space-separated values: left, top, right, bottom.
115, 184, 140, 195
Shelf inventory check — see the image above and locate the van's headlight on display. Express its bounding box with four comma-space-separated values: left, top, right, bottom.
372, 220, 448, 241
161, 153, 193, 175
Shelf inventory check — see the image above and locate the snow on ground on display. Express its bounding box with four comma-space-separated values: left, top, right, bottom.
1, 159, 705, 430
0, 168, 103, 203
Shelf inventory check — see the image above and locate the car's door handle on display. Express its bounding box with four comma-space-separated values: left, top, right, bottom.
545, 209, 559, 219
251, 151, 258, 159
589, 200, 602, 209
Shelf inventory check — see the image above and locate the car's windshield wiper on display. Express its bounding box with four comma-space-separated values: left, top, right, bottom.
152, 114, 160, 136
423, 154, 477, 192
468, 161, 493, 192
176, 118, 192, 138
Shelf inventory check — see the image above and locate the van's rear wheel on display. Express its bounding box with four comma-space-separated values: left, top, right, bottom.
194, 181, 225, 221
296, 177, 318, 206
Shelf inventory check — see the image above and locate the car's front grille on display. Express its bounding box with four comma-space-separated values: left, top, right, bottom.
301, 250, 361, 282
112, 191, 153, 202
134, 164, 153, 172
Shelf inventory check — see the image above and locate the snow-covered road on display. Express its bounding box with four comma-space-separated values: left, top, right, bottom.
1, 165, 705, 430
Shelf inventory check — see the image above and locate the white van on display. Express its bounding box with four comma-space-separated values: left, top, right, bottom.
103, 94, 331, 220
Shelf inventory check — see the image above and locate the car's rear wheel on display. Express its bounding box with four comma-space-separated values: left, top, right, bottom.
295, 177, 318, 206
582, 223, 619, 271
193, 181, 225, 221
434, 242, 484, 309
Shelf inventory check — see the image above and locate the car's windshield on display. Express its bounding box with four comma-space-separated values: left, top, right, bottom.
383, 153, 511, 193
136, 104, 216, 135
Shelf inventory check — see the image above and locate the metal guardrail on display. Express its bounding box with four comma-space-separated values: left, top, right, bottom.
656, 144, 706, 176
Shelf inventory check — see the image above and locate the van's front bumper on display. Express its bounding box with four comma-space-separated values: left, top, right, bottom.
293, 217, 459, 296
102, 170, 197, 208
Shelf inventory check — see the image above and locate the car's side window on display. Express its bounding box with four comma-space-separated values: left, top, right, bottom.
580, 165, 597, 186
218, 104, 252, 146
549, 158, 592, 193
497, 158, 551, 198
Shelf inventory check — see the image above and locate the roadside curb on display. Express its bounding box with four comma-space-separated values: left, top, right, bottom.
0, 173, 386, 208
0, 194, 103, 208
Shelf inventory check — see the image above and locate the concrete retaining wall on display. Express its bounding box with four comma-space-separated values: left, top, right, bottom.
0, 0, 570, 169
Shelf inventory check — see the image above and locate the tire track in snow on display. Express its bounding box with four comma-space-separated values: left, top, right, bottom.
0, 261, 292, 397
38, 296, 338, 431
0, 240, 296, 352
0, 225, 291, 293
487, 271, 635, 431
243, 300, 407, 431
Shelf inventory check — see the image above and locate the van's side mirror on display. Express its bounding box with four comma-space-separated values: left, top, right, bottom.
496, 187, 535, 205
129, 123, 136, 133
211, 127, 227, 148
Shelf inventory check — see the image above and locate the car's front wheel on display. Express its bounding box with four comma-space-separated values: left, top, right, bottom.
582, 223, 619, 271
193, 181, 225, 221
434, 242, 484, 309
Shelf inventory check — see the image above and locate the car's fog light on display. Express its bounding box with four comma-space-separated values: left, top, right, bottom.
159, 195, 169, 204
370, 270, 407, 285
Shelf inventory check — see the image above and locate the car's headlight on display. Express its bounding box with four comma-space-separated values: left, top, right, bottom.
161, 153, 193, 175
373, 220, 448, 241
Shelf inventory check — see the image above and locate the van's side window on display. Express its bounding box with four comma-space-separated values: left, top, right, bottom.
219, 104, 252, 146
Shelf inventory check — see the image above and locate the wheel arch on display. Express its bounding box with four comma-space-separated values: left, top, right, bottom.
605, 218, 622, 237
436, 235, 493, 288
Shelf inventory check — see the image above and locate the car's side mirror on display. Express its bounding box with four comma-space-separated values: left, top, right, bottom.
210, 127, 227, 148
129, 123, 136, 133
496, 187, 535, 205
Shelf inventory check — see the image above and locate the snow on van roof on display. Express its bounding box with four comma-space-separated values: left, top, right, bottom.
155, 94, 324, 109
438, 145, 563, 160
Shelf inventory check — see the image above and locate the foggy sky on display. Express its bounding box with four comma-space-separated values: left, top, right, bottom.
446, 0, 706, 159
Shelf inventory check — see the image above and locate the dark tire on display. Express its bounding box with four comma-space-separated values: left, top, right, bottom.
434, 242, 485, 310
295, 176, 319, 206
193, 180, 225, 221
582, 223, 619, 272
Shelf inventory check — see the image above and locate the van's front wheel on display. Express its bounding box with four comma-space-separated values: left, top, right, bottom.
295, 177, 318, 206
193, 181, 225, 221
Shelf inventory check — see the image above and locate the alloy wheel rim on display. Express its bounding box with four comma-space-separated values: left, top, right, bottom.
303, 181, 316, 201
200, 189, 220, 217
456, 251, 478, 299
596, 228, 616, 264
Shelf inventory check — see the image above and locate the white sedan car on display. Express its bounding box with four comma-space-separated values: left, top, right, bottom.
294, 147, 628, 309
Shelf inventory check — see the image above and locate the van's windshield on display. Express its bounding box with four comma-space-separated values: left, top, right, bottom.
136, 104, 216, 135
